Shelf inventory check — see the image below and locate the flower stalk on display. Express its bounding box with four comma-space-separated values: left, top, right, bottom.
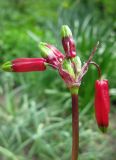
70, 87, 79, 160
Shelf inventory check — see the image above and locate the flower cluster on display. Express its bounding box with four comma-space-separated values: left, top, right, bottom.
2, 25, 110, 132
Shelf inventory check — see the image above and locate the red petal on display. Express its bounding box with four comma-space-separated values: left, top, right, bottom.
12, 58, 46, 72
94, 80, 110, 127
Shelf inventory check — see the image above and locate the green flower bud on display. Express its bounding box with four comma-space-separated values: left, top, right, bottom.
61, 25, 72, 38
72, 56, 81, 73
38, 42, 54, 58
62, 59, 75, 78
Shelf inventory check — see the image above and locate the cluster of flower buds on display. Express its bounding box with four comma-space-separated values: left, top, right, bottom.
94, 79, 110, 133
1, 25, 110, 133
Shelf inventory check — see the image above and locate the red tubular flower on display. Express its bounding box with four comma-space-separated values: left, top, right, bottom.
94, 79, 110, 132
12, 58, 46, 63
61, 25, 76, 58
2, 58, 47, 72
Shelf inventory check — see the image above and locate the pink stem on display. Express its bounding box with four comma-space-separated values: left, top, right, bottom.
71, 94, 79, 160
87, 41, 100, 64
89, 61, 102, 79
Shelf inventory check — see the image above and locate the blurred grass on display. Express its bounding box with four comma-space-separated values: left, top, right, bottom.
0, 0, 116, 160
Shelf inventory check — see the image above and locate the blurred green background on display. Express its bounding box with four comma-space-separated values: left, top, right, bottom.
0, 0, 116, 160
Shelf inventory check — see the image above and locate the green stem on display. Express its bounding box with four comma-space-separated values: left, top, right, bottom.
71, 92, 79, 160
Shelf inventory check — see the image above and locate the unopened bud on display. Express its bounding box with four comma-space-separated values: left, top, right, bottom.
62, 59, 75, 78
61, 25, 72, 38
39, 42, 54, 58
61, 25, 76, 58
39, 42, 64, 68
72, 56, 81, 73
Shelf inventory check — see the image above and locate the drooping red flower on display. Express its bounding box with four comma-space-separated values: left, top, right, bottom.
94, 79, 110, 132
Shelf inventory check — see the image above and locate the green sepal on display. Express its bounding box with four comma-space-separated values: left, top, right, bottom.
72, 56, 82, 73
61, 25, 72, 38
1, 61, 12, 72
62, 59, 75, 78
99, 126, 108, 133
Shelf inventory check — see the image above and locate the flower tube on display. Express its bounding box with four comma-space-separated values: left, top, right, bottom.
94, 79, 110, 132
2, 58, 47, 72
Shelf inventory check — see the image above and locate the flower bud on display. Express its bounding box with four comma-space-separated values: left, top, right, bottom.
39, 42, 63, 68
2, 58, 46, 72
62, 59, 75, 79
72, 56, 81, 73
61, 25, 76, 58
46, 44, 64, 61
94, 80, 110, 133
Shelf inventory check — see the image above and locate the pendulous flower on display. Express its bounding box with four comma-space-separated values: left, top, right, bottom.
94, 79, 110, 133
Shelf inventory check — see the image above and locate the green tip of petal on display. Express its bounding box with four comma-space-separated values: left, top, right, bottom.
1, 61, 12, 72
39, 42, 47, 46
38, 42, 51, 58
61, 25, 72, 38
63, 59, 75, 78
72, 56, 82, 72
99, 126, 108, 133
